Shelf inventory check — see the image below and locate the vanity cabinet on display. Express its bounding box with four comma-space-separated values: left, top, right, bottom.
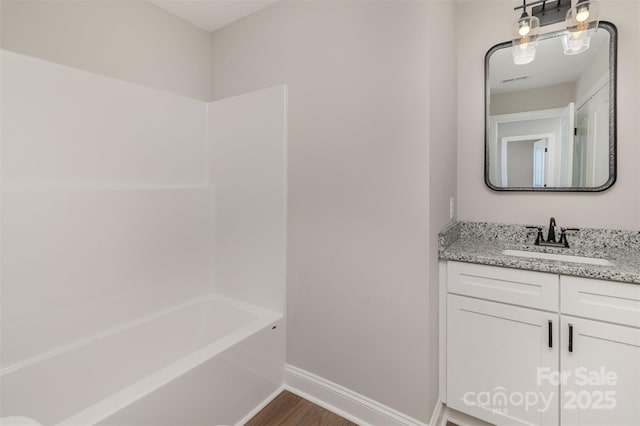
443, 261, 640, 426
560, 316, 640, 426
447, 295, 559, 426
559, 276, 640, 426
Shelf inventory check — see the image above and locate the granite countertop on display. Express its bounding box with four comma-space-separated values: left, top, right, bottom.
439, 221, 640, 285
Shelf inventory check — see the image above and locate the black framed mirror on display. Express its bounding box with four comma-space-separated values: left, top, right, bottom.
485, 22, 617, 192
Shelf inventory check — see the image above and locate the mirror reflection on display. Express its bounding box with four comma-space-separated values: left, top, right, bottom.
485, 23, 616, 191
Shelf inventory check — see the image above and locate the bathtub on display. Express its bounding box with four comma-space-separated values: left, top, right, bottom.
0, 295, 285, 426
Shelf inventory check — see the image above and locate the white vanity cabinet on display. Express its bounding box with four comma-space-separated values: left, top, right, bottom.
442, 261, 640, 426
447, 295, 559, 426
559, 276, 640, 426
559, 316, 640, 426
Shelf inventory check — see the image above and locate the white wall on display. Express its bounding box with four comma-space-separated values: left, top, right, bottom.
575, 38, 610, 103
457, 0, 640, 230
210, 1, 457, 421
208, 86, 288, 313
0, 0, 212, 100
0, 51, 213, 366
490, 82, 576, 115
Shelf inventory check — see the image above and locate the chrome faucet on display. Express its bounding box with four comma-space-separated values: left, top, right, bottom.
526, 217, 579, 248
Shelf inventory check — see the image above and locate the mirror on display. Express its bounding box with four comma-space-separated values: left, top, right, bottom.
485, 22, 617, 191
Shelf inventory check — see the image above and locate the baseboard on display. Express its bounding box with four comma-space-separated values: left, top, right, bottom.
234, 384, 285, 426
237, 366, 487, 426
428, 398, 445, 426
436, 404, 494, 426
284, 364, 431, 426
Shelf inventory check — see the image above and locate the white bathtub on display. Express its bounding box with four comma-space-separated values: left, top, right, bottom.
0, 295, 284, 426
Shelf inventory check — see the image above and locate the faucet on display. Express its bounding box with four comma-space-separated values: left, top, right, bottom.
526, 217, 579, 248
547, 217, 557, 243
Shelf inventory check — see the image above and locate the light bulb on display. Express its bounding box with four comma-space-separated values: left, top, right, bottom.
576, 5, 590, 22
519, 21, 531, 36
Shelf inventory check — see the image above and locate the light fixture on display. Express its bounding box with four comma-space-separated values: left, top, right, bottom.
517, 0, 572, 27
512, 1, 540, 65
563, 0, 600, 55
511, 0, 600, 63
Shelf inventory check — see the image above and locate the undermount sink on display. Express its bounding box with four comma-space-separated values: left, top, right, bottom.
502, 249, 614, 266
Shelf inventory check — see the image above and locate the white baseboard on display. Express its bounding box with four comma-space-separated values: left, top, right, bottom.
284, 364, 433, 426
237, 367, 488, 426
234, 384, 285, 426
428, 399, 445, 426
436, 404, 494, 426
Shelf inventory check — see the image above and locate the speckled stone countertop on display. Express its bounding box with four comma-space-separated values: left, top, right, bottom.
439, 221, 640, 285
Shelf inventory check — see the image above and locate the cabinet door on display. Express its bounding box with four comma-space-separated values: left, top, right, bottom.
560, 316, 640, 426
447, 295, 559, 426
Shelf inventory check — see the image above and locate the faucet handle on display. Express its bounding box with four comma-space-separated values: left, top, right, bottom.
526, 226, 544, 246
559, 228, 580, 248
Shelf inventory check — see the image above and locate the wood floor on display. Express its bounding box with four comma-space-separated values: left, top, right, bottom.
245, 391, 357, 426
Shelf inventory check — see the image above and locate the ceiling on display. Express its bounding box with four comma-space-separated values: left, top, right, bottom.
147, 0, 279, 32
490, 29, 610, 94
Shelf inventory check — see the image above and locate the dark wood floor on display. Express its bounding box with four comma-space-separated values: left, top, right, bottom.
245, 391, 358, 426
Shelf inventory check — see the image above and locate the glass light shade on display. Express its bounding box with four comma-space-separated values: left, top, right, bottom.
512, 14, 539, 65
512, 37, 538, 65
564, 1, 599, 55
562, 30, 591, 55
566, 0, 600, 34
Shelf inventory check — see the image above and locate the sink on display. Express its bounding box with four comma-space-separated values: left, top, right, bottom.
502, 249, 613, 266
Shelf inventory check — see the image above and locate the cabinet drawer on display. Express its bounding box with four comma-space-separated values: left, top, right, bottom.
447, 261, 559, 311
560, 276, 640, 328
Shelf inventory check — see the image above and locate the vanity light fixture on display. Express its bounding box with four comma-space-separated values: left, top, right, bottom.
511, 0, 599, 64
512, 1, 540, 65
519, 0, 572, 26
563, 0, 600, 55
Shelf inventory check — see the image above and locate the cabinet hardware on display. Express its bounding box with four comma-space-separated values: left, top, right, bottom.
548, 320, 553, 348
569, 324, 573, 352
